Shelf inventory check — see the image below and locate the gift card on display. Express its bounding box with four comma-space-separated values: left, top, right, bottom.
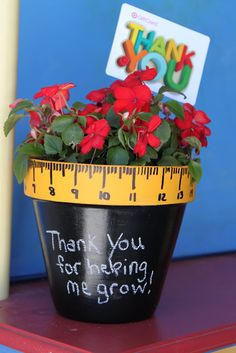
106, 3, 210, 104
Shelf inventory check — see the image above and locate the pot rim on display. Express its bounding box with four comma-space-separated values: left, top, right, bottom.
24, 158, 196, 206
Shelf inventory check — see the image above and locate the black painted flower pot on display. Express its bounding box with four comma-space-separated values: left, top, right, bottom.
33, 201, 185, 323
25, 159, 195, 323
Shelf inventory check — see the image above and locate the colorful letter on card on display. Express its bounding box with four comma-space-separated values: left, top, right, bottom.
106, 3, 210, 104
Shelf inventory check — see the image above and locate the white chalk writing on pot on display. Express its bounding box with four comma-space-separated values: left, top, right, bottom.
46, 230, 156, 304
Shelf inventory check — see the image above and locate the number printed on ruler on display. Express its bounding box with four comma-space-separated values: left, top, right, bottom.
24, 160, 196, 206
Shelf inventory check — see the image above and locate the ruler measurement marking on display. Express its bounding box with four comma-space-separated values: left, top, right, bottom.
74, 164, 78, 186
62, 164, 65, 177
49, 163, 53, 185
132, 168, 136, 190
119, 167, 122, 179
161, 169, 165, 190
89, 165, 93, 179
32, 161, 36, 182
129, 192, 136, 202
102, 166, 106, 188
178, 169, 183, 190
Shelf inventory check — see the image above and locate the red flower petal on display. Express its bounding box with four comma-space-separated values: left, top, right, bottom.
110, 80, 124, 92
113, 86, 135, 100
80, 135, 93, 154
91, 135, 105, 150
29, 111, 41, 128
93, 119, 110, 137
59, 82, 76, 90
86, 88, 108, 102
34, 85, 59, 99
114, 99, 135, 114
194, 110, 211, 125
147, 133, 160, 148
80, 104, 99, 115
138, 67, 157, 81
175, 112, 192, 130
183, 103, 195, 115
148, 115, 162, 132
203, 125, 211, 136
134, 138, 147, 157
132, 85, 152, 103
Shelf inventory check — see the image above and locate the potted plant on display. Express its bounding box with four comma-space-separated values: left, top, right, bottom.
4, 67, 211, 323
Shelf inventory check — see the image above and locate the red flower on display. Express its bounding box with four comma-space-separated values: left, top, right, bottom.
113, 85, 152, 114
86, 88, 110, 103
134, 115, 162, 157
79, 104, 100, 116
110, 67, 157, 93
34, 82, 76, 111
124, 67, 157, 87
29, 111, 41, 128
79, 101, 112, 117
175, 103, 211, 147
80, 119, 110, 154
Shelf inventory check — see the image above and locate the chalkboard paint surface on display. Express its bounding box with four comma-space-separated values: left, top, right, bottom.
34, 200, 185, 322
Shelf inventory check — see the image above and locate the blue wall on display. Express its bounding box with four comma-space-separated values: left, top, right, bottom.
11, 0, 236, 278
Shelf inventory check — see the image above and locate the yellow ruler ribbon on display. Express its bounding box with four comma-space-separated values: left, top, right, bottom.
24, 159, 196, 206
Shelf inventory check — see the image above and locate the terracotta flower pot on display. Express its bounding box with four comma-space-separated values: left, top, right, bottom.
24, 159, 195, 323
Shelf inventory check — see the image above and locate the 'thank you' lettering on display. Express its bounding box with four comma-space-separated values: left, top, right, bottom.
46, 230, 156, 304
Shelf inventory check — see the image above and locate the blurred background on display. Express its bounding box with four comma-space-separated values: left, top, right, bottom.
11, 0, 236, 279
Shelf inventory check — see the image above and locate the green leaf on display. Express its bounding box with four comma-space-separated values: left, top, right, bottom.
173, 152, 189, 164
13, 153, 28, 183
154, 120, 171, 144
162, 147, 175, 156
188, 160, 202, 183
108, 136, 120, 148
72, 101, 86, 110
89, 112, 102, 120
62, 124, 84, 146
150, 104, 161, 115
117, 128, 126, 149
158, 155, 180, 166
106, 146, 129, 165
106, 107, 120, 128
128, 132, 137, 150
66, 153, 79, 163
165, 100, 184, 119
153, 93, 164, 103
138, 112, 153, 121
170, 123, 179, 150
9, 100, 34, 115
184, 136, 202, 151
17, 143, 44, 157
130, 158, 146, 166
44, 134, 63, 155
157, 86, 187, 99
77, 115, 87, 127
51, 115, 74, 133
4, 113, 26, 136
146, 145, 158, 159
106, 93, 115, 104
